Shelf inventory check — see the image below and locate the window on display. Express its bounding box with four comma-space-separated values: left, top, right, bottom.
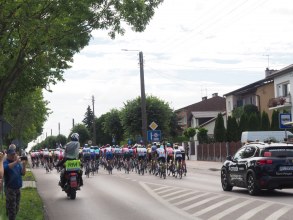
233, 147, 246, 160
278, 82, 290, 97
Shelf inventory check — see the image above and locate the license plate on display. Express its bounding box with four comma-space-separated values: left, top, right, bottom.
70, 176, 77, 181
279, 166, 293, 172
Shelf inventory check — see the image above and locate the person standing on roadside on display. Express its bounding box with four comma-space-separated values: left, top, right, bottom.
3, 148, 27, 220
186, 144, 190, 160
0, 151, 4, 191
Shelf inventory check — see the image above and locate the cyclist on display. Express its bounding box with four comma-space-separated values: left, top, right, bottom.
105, 146, 114, 172
166, 143, 174, 175
156, 145, 166, 176
122, 145, 130, 172
179, 145, 187, 175
173, 144, 182, 175
43, 148, 50, 171
137, 144, 147, 174
82, 144, 91, 175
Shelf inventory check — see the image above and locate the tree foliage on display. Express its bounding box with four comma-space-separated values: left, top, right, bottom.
214, 113, 226, 142
261, 111, 270, 131
82, 105, 94, 131
95, 114, 112, 146
271, 110, 280, 130
226, 116, 239, 142
183, 127, 196, 140
103, 109, 123, 145
120, 95, 174, 140
197, 127, 209, 144
0, 0, 163, 147
4, 89, 49, 146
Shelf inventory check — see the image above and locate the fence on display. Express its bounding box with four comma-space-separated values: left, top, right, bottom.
197, 141, 242, 162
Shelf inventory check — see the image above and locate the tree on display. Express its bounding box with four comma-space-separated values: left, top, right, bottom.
261, 111, 270, 131
4, 88, 49, 146
197, 127, 209, 144
70, 123, 90, 147
0, 0, 163, 118
238, 113, 249, 138
120, 95, 173, 140
82, 105, 94, 133
243, 104, 259, 115
183, 127, 196, 140
232, 106, 244, 122
271, 110, 280, 130
226, 116, 239, 142
247, 113, 260, 131
95, 114, 112, 146
103, 109, 123, 145
214, 113, 226, 142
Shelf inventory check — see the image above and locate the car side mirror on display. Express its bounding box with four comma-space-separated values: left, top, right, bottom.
226, 155, 233, 161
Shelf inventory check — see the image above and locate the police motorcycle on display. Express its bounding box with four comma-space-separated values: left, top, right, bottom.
59, 159, 82, 200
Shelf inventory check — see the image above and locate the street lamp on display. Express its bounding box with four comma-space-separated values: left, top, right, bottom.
122, 49, 148, 145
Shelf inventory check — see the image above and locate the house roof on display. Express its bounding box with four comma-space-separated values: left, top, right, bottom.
176, 96, 226, 112
266, 64, 293, 79
224, 64, 293, 97
223, 78, 273, 96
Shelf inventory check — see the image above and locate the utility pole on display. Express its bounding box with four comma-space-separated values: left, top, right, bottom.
139, 51, 147, 145
92, 95, 96, 145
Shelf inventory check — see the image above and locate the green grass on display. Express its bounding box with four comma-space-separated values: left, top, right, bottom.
0, 187, 44, 220
22, 171, 36, 181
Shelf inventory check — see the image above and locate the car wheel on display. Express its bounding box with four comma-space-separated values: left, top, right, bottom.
221, 168, 233, 191
247, 172, 260, 195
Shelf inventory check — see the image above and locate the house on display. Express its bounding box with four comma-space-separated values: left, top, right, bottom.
266, 64, 293, 113
224, 68, 275, 120
176, 93, 226, 137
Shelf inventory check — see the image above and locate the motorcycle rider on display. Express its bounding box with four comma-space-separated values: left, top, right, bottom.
56, 133, 83, 188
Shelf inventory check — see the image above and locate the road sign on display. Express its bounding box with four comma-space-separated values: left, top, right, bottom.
147, 130, 161, 142
279, 113, 292, 129
149, 121, 158, 130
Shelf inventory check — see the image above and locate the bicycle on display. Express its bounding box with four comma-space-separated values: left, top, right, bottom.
159, 161, 166, 179
176, 161, 183, 179
90, 159, 96, 176
84, 160, 90, 178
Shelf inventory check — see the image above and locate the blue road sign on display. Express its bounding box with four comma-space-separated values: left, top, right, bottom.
279, 113, 292, 129
147, 130, 161, 142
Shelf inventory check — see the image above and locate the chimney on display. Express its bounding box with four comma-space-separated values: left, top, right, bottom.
265, 68, 278, 78
202, 96, 207, 101
212, 93, 218, 97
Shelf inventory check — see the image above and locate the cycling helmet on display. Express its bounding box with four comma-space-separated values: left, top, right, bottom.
70, 133, 79, 141
167, 143, 171, 147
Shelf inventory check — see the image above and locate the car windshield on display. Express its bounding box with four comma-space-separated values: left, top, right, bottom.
261, 147, 293, 157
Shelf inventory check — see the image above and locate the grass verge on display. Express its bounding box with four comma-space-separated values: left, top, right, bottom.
22, 171, 36, 181
0, 187, 45, 220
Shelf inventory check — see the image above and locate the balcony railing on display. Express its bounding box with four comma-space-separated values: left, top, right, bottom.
268, 96, 291, 108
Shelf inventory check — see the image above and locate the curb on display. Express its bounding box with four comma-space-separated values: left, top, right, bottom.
23, 181, 36, 188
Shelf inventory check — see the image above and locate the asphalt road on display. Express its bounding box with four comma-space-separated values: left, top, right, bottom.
31, 161, 293, 220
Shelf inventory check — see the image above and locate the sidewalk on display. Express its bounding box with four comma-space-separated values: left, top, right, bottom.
186, 159, 222, 172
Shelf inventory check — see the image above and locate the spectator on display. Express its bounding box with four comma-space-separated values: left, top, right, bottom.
3, 148, 27, 220
186, 144, 190, 160
0, 151, 4, 191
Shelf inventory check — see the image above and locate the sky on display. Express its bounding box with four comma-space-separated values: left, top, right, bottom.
32, 0, 293, 144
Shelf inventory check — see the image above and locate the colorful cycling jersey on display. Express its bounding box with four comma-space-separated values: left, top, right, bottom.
43, 150, 49, 157
129, 148, 134, 156
122, 147, 129, 154
166, 147, 174, 157
156, 148, 165, 158
94, 148, 100, 155
151, 145, 157, 153
90, 148, 95, 159
174, 149, 182, 159
137, 147, 147, 157
82, 147, 91, 158
106, 147, 113, 160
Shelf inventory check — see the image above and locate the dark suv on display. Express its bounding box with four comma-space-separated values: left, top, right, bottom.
221, 142, 293, 195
